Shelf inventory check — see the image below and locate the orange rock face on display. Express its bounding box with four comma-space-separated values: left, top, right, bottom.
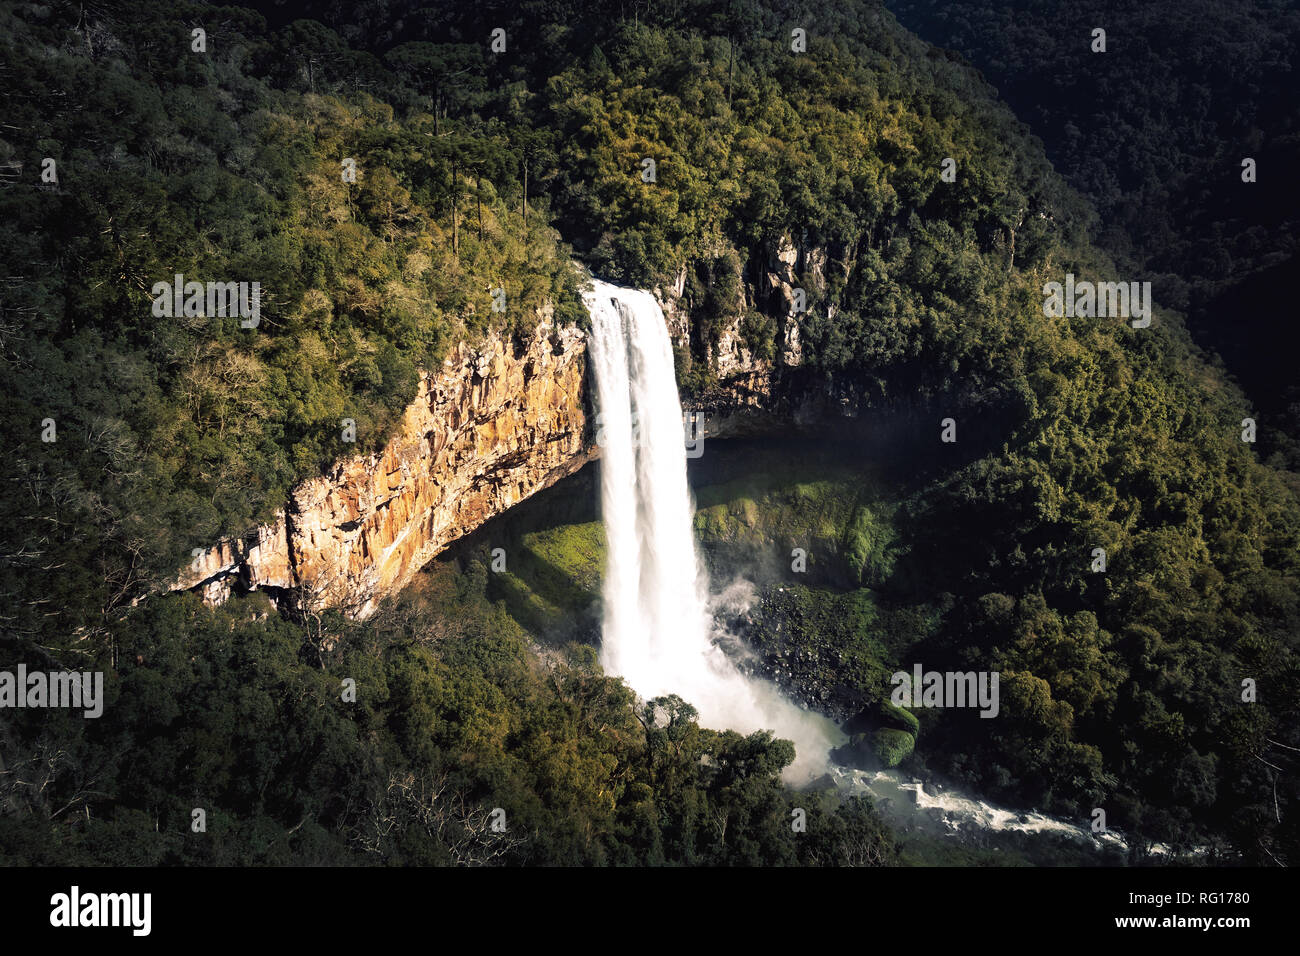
174, 317, 590, 618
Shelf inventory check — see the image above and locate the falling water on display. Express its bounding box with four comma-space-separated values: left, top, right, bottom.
580, 277, 1195, 854
583, 277, 839, 781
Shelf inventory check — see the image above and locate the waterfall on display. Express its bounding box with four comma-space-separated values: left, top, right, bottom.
580, 277, 1154, 852
584, 277, 839, 781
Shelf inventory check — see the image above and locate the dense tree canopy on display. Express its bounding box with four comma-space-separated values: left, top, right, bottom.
1, 0, 1297, 865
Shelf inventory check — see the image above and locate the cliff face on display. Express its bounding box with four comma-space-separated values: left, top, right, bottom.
174, 316, 590, 618
663, 235, 854, 437
174, 237, 847, 618
657, 234, 829, 386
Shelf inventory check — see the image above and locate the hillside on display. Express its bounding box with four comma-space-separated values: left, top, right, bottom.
888, 0, 1300, 467
1, 0, 1297, 866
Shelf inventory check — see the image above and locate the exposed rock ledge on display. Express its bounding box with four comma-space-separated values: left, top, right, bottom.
173, 315, 590, 619
173, 235, 835, 620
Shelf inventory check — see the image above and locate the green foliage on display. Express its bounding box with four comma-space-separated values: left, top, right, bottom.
872, 728, 916, 768
483, 523, 605, 640
0, 561, 898, 867
0, 0, 583, 647
890, 0, 1300, 465
2, 0, 1298, 868
688, 428, 1297, 860
878, 699, 921, 737
692, 443, 898, 587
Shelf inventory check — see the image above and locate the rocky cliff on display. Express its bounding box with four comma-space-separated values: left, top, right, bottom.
173, 315, 590, 618
664, 235, 860, 438
173, 236, 849, 618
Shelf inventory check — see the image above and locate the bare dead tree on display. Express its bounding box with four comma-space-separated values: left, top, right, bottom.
0, 736, 105, 822
356, 771, 526, 865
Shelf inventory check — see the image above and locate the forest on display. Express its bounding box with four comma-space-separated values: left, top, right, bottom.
1, 0, 1297, 866
888, 0, 1300, 469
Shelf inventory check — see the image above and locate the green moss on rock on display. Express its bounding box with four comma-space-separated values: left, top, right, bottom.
872, 728, 916, 768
